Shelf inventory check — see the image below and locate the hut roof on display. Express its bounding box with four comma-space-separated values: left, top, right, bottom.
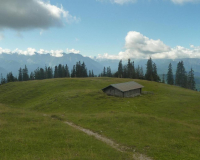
102, 81, 144, 92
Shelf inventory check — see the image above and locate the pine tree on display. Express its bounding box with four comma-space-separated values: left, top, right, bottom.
47, 67, 53, 78
118, 60, 123, 78
18, 68, 23, 81
54, 66, 58, 78
175, 61, 187, 88
22, 65, 29, 81
127, 59, 132, 78
167, 63, 174, 85
71, 65, 76, 77
152, 63, 160, 82
103, 67, 106, 77
187, 68, 196, 90
145, 57, 153, 81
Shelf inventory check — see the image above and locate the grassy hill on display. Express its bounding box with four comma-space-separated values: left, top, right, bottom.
0, 78, 200, 160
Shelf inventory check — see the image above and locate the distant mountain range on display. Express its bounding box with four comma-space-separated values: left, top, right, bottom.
0, 52, 200, 79
0, 53, 103, 77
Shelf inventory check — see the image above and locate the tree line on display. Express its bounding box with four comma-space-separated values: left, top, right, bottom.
166, 61, 196, 90
99, 57, 196, 90
0, 58, 196, 91
1, 61, 95, 84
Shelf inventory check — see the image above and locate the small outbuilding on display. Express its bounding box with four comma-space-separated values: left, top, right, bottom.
102, 81, 144, 98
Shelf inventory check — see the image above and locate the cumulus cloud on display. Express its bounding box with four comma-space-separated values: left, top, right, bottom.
125, 31, 170, 54
66, 48, 80, 54
0, 0, 79, 31
96, 31, 200, 59
0, 48, 82, 57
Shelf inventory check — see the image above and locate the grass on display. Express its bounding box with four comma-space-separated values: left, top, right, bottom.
0, 103, 131, 160
0, 77, 200, 160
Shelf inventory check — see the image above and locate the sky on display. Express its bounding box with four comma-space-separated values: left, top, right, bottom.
0, 0, 200, 59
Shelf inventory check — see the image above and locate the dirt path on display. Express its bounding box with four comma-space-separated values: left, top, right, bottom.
64, 121, 153, 160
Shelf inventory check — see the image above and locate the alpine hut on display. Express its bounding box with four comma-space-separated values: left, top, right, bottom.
102, 81, 144, 98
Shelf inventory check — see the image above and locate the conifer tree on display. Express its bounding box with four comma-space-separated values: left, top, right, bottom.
187, 68, 196, 90
118, 60, 123, 78
103, 67, 106, 77
145, 57, 153, 81
167, 63, 174, 85
65, 64, 70, 77
54, 66, 58, 78
18, 68, 23, 81
22, 65, 29, 81
152, 63, 160, 82
71, 65, 76, 77
175, 61, 187, 88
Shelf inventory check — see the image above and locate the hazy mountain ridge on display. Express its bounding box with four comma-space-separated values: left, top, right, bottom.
0, 53, 200, 90
0, 53, 103, 77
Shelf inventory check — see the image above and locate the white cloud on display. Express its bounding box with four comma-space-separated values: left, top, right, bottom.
96, 31, 200, 60
125, 31, 170, 54
0, 48, 63, 57
12, 48, 36, 56
66, 48, 80, 54
0, 0, 79, 31
50, 50, 64, 57
171, 0, 200, 4
0, 47, 11, 54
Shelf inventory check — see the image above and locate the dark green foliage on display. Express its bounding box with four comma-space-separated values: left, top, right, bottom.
175, 61, 187, 88
107, 66, 112, 77
22, 65, 29, 81
71, 61, 88, 77
6, 72, 17, 82
145, 57, 153, 81
116, 59, 136, 78
101, 66, 112, 77
145, 58, 160, 82
167, 63, 174, 85
71, 65, 76, 77
54, 66, 58, 78
18, 68, 23, 81
127, 59, 135, 78
118, 60, 123, 78
187, 68, 196, 90
1, 73, 6, 84
135, 65, 144, 79
152, 63, 160, 82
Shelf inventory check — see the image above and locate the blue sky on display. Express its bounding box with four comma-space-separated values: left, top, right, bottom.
0, 0, 200, 59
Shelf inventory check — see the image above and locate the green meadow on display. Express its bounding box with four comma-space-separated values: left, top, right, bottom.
0, 78, 200, 160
